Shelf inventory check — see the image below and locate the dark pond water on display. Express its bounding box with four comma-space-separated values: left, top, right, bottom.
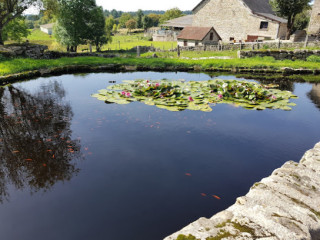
0, 72, 320, 240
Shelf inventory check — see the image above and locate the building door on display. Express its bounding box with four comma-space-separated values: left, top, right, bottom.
184, 40, 188, 46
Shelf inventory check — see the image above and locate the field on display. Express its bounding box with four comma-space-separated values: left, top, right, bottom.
5, 29, 177, 52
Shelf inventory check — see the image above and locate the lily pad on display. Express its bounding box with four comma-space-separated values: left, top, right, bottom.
92, 79, 298, 112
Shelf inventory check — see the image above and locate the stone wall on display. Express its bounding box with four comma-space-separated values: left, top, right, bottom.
308, 0, 320, 35
239, 49, 320, 60
165, 142, 320, 240
192, 0, 285, 42
0, 43, 48, 59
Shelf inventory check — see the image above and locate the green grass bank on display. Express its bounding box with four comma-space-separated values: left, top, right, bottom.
1, 56, 320, 77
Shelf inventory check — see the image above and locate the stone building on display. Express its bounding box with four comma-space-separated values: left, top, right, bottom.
153, 15, 193, 42
40, 23, 54, 35
177, 26, 221, 46
192, 0, 287, 42
308, 0, 320, 35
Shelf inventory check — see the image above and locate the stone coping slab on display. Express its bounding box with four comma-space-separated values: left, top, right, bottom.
165, 143, 320, 240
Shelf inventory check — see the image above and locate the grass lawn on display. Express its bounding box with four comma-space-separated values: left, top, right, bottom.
1, 56, 320, 77
141, 50, 238, 58
102, 33, 177, 51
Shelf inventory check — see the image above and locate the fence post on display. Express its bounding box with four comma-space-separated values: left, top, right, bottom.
137, 46, 140, 57
177, 45, 180, 58
278, 39, 281, 49
304, 34, 309, 48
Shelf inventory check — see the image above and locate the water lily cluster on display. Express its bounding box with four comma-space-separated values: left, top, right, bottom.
92, 79, 298, 112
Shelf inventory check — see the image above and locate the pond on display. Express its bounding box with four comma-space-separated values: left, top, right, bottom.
0, 72, 320, 240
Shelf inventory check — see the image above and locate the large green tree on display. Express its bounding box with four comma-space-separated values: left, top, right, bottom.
271, 0, 311, 39
88, 6, 111, 52
136, 9, 143, 29
55, 0, 109, 52
0, 0, 40, 45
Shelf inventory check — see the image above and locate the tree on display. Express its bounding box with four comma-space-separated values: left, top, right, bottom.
0, 0, 40, 45
119, 13, 132, 28
136, 9, 144, 29
271, 0, 311, 39
126, 19, 136, 33
159, 8, 183, 24
55, 0, 109, 52
292, 7, 311, 33
105, 16, 115, 33
148, 13, 161, 27
142, 15, 153, 30
89, 6, 111, 52
2, 17, 29, 43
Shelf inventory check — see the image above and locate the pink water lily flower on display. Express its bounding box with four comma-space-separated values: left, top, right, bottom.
188, 96, 194, 102
121, 91, 126, 96
218, 94, 223, 99
155, 83, 160, 87
146, 80, 150, 83
271, 95, 277, 100
126, 92, 132, 97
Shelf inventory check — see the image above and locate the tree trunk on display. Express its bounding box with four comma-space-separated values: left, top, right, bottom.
286, 15, 296, 40
0, 28, 4, 45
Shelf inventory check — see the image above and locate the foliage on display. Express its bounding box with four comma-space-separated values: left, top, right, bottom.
126, 19, 137, 32
106, 16, 116, 33
89, 6, 111, 52
0, 0, 40, 44
92, 79, 298, 112
55, 0, 108, 52
292, 8, 311, 32
119, 13, 133, 28
136, 9, 144, 29
147, 13, 161, 27
159, 8, 184, 24
143, 16, 153, 30
0, 54, 6, 61
271, 0, 311, 39
2, 18, 29, 43
307, 55, 320, 62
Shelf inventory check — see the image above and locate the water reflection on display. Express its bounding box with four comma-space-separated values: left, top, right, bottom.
308, 84, 320, 110
0, 81, 81, 202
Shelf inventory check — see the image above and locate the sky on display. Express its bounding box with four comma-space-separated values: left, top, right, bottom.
95, 0, 200, 11
25, 0, 201, 14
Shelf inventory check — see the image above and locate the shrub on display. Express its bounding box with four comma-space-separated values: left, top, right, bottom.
0, 54, 7, 62
306, 55, 320, 62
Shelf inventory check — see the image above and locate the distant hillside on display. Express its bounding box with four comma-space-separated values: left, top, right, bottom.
103, 9, 192, 17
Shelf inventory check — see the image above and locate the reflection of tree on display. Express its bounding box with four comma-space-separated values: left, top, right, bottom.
0, 81, 81, 202
258, 80, 294, 92
308, 83, 320, 110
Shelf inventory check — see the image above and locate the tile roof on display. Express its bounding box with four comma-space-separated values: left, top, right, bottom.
177, 26, 220, 40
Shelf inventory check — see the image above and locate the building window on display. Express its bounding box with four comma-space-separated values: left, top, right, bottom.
195, 41, 199, 46
230, 37, 235, 41
260, 21, 269, 29
184, 40, 188, 47
210, 32, 214, 40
